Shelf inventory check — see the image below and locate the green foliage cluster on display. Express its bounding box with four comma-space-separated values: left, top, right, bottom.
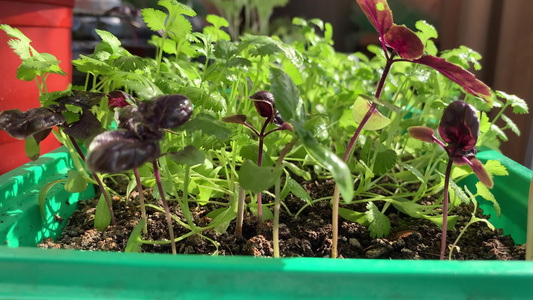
1, 0, 528, 257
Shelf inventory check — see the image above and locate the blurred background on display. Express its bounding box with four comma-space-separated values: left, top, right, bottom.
1, 0, 531, 171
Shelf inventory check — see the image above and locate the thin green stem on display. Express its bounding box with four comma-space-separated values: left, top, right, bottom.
134, 168, 148, 235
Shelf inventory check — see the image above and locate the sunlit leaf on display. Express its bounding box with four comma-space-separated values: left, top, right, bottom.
496, 90, 528, 114
365, 202, 390, 238
384, 25, 424, 60
95, 194, 111, 231
352, 96, 391, 130
355, 0, 393, 36
338, 207, 370, 226
125, 218, 146, 253
65, 169, 88, 193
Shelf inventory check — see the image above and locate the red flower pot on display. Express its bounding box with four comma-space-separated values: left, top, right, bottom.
0, 0, 74, 174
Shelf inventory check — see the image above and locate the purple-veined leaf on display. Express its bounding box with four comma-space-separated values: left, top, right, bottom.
52, 91, 106, 111
352, 96, 390, 130
0, 107, 65, 140
87, 130, 160, 173
107, 90, 134, 110
413, 55, 492, 103
356, 0, 393, 36
142, 94, 193, 129
438, 101, 479, 151
384, 25, 424, 60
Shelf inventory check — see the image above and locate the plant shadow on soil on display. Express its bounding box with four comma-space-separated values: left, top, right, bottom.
39, 179, 525, 260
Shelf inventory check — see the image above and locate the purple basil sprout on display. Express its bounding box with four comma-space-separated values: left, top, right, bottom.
408, 100, 493, 260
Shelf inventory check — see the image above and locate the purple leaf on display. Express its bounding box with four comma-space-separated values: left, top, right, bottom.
384, 25, 424, 60
63, 109, 104, 141
52, 91, 106, 111
0, 108, 65, 140
470, 158, 494, 189
142, 94, 193, 129
250, 91, 275, 120
407, 126, 438, 144
356, 0, 393, 36
413, 55, 492, 103
87, 130, 160, 173
438, 101, 479, 151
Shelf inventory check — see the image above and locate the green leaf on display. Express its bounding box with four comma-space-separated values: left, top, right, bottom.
415, 20, 438, 40
179, 113, 231, 139
285, 177, 312, 205
338, 207, 370, 226
209, 205, 237, 234
496, 91, 528, 114
483, 160, 509, 176
249, 203, 274, 222
95, 29, 121, 53
214, 40, 238, 60
64, 169, 88, 193
167, 15, 193, 41
125, 218, 146, 253
365, 202, 390, 238
240, 144, 274, 167
270, 67, 300, 123
449, 180, 470, 206
113, 56, 146, 71
95, 194, 112, 231
283, 62, 303, 86
479, 112, 490, 133
475, 182, 501, 217
238, 160, 283, 194
38, 179, 66, 220
72, 55, 114, 75
352, 96, 391, 130
373, 149, 397, 175
168, 145, 205, 166
206, 14, 229, 29
501, 114, 520, 136
425, 215, 458, 230
293, 122, 353, 203
158, 0, 196, 17
142, 8, 167, 32
25, 136, 40, 161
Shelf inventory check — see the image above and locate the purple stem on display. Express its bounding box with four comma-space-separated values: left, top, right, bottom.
440, 159, 454, 260
152, 160, 177, 254
256, 118, 270, 224
69, 136, 116, 225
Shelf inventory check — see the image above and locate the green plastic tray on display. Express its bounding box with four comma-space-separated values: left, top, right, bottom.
0, 147, 532, 299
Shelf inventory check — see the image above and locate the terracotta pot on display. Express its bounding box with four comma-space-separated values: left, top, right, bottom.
0, 0, 74, 174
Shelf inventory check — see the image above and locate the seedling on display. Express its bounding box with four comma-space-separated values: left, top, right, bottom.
223, 90, 293, 223
87, 94, 193, 254
408, 100, 492, 260
328, 0, 494, 259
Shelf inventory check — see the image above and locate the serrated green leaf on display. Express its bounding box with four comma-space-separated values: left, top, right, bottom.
238, 160, 282, 194
214, 40, 238, 60
483, 160, 509, 176
25, 136, 40, 161
142, 8, 167, 32
113, 56, 146, 71
38, 179, 66, 220
415, 20, 438, 40
95, 29, 121, 53
1, 24, 32, 60
95, 194, 111, 231
167, 15, 192, 41
159, 0, 196, 17
73, 55, 114, 75
496, 90, 528, 114
374, 149, 397, 175
491, 124, 508, 141
125, 218, 146, 253
206, 14, 229, 29
65, 169, 88, 193
479, 112, 490, 133
365, 202, 390, 238
400, 163, 426, 184
338, 207, 370, 226
475, 182, 501, 217
501, 114, 520, 135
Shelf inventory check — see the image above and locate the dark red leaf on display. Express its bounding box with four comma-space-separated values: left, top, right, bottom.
250, 91, 275, 120
384, 25, 424, 60
0, 108, 65, 140
107, 90, 133, 110
87, 130, 160, 173
407, 126, 437, 143
142, 94, 193, 129
356, 0, 393, 36
63, 109, 104, 141
438, 101, 479, 151
470, 158, 494, 189
413, 55, 492, 103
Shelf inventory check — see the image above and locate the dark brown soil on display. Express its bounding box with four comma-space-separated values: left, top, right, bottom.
38, 179, 525, 260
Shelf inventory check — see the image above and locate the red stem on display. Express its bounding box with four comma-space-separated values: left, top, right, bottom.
153, 161, 177, 254
440, 159, 454, 260
256, 119, 270, 224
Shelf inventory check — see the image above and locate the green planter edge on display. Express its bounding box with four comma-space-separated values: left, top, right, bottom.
0, 147, 532, 299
